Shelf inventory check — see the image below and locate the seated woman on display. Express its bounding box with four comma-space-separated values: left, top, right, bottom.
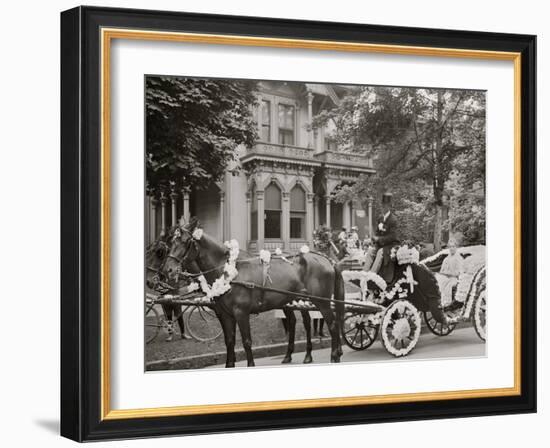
435, 239, 464, 307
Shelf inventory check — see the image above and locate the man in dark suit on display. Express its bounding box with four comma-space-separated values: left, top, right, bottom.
364, 192, 399, 275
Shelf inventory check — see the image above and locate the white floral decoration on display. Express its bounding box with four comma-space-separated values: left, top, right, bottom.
192, 228, 204, 240
259, 249, 271, 264
187, 240, 240, 300
341, 270, 387, 296
186, 282, 200, 293
275, 247, 282, 256
300, 245, 310, 254
396, 245, 420, 265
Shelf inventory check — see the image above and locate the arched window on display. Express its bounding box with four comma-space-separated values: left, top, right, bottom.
290, 185, 306, 239
265, 183, 282, 239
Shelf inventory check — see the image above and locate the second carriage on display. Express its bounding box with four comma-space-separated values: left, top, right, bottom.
338, 245, 487, 356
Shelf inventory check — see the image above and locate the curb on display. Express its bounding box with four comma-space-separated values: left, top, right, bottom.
147, 321, 474, 371
146, 338, 332, 371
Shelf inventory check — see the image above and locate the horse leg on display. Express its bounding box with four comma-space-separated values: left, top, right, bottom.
234, 308, 255, 367
317, 306, 341, 363
174, 305, 187, 339
282, 310, 296, 364
162, 304, 174, 342
218, 312, 237, 368
301, 311, 313, 364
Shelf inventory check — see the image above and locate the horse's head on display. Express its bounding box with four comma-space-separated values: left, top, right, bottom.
162, 216, 202, 283
145, 229, 173, 290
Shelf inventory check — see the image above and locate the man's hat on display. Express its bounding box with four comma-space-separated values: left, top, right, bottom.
382, 191, 393, 204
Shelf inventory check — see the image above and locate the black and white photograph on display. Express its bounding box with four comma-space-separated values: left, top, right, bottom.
144, 76, 487, 370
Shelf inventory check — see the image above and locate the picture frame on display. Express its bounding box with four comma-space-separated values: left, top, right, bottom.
60, 5, 536, 441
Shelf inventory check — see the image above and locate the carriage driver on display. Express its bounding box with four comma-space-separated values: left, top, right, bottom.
363, 192, 399, 274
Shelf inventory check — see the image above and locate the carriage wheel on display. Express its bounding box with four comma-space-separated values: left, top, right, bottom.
473, 289, 487, 341
145, 303, 161, 344
380, 300, 422, 357
186, 306, 223, 342
341, 312, 379, 351
424, 310, 457, 336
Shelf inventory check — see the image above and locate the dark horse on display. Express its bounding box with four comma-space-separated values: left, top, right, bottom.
162, 219, 345, 367
146, 231, 189, 341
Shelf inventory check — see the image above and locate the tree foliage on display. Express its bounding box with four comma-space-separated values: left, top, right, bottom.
314, 86, 486, 248
146, 76, 258, 193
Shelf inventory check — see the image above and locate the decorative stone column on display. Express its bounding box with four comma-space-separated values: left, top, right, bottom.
170, 189, 178, 227
246, 192, 252, 242
367, 196, 374, 237
159, 191, 168, 233
313, 196, 320, 229
219, 191, 225, 241
256, 190, 265, 250
325, 195, 331, 228
351, 202, 356, 227
150, 197, 158, 243
282, 191, 290, 250
343, 201, 351, 229
181, 187, 190, 222
307, 90, 314, 148
306, 193, 314, 247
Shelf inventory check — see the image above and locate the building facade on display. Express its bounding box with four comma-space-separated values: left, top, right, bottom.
145, 81, 377, 252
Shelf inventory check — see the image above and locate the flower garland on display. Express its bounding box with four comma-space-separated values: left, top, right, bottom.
396, 245, 420, 265
185, 238, 240, 299
183, 241, 312, 300
341, 270, 387, 297
383, 276, 416, 301
380, 300, 422, 357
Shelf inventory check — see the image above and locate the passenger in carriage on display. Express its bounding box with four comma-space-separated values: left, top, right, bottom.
363, 192, 399, 274
437, 239, 465, 310
349, 226, 360, 248
337, 226, 348, 243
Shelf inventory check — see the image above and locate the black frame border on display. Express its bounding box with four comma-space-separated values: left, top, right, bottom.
60, 6, 536, 441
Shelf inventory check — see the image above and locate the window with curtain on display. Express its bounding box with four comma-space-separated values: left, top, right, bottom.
260, 100, 271, 142
264, 183, 282, 239
278, 103, 295, 145
290, 185, 306, 239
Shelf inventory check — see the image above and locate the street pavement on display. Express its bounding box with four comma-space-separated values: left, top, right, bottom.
207, 327, 485, 368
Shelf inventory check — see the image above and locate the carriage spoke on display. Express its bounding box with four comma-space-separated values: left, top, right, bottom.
351, 329, 361, 346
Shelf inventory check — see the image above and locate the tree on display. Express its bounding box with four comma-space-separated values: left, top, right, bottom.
146, 76, 258, 193
313, 86, 486, 250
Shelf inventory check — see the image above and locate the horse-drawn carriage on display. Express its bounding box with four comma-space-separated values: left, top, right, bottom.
338, 245, 487, 355
147, 220, 486, 366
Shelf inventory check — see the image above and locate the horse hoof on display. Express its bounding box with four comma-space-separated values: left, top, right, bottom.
181, 333, 191, 340
281, 356, 292, 364
303, 355, 313, 364
248, 362, 256, 367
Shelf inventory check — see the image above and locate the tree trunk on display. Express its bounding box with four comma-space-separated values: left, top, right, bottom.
432, 91, 444, 252
433, 204, 443, 252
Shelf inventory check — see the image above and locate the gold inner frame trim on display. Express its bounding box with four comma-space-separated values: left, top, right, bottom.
100, 27, 522, 421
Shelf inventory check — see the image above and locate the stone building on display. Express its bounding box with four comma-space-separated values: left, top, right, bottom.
145, 80, 376, 252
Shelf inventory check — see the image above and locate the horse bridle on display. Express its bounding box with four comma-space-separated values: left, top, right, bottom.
164, 227, 199, 277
